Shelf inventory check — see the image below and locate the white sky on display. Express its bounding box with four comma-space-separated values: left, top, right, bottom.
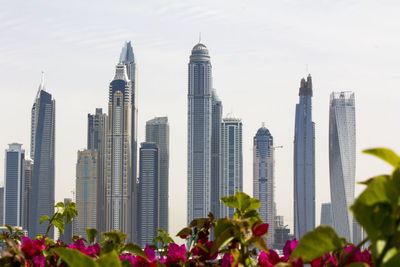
1, 0, 399, 242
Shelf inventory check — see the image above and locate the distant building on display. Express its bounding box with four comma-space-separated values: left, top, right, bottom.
5, 143, 25, 227
75, 150, 98, 238
145, 117, 169, 233
87, 108, 107, 236
211, 89, 223, 220
294, 75, 315, 239
0, 188, 4, 225
137, 143, 159, 247
329, 92, 356, 242
220, 116, 243, 218
253, 126, 275, 245
187, 43, 213, 224
23, 159, 33, 231
60, 198, 73, 244
320, 203, 333, 226
29, 74, 55, 239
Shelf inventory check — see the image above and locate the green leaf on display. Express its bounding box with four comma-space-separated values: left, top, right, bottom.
153, 236, 163, 243
176, 227, 192, 237
53, 247, 97, 267
86, 228, 98, 243
97, 250, 121, 267
221, 195, 239, 209
290, 225, 346, 262
5, 225, 13, 234
52, 214, 65, 233
211, 228, 234, 255
363, 148, 400, 167
40, 215, 50, 224
123, 243, 148, 260
55, 202, 65, 208
342, 263, 369, 267
251, 236, 268, 252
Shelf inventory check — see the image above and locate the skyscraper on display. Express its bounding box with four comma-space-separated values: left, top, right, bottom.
329, 92, 356, 241
23, 158, 33, 231
187, 43, 213, 224
120, 41, 138, 241
104, 63, 132, 236
137, 142, 159, 247
253, 126, 275, 245
4, 143, 25, 227
320, 203, 333, 226
145, 117, 169, 233
87, 108, 107, 236
29, 75, 55, 238
75, 150, 98, 238
220, 116, 243, 218
0, 187, 4, 225
211, 90, 222, 220
293, 74, 315, 239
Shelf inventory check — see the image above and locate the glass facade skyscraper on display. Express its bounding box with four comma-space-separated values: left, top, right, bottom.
4, 143, 25, 227
220, 116, 243, 219
29, 75, 55, 238
187, 43, 213, 223
329, 92, 356, 242
211, 90, 222, 220
145, 117, 169, 233
253, 126, 275, 245
320, 203, 333, 226
293, 74, 315, 239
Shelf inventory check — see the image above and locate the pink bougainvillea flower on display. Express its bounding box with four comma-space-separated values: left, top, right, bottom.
291, 257, 304, 267
21, 236, 45, 259
144, 245, 156, 262
281, 239, 299, 262
252, 221, 269, 237
68, 239, 100, 257
258, 250, 281, 267
166, 243, 186, 266
120, 253, 137, 265
341, 246, 373, 266
32, 254, 45, 267
221, 252, 234, 267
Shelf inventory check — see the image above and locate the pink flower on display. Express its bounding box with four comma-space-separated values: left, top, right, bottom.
281, 239, 299, 262
144, 245, 156, 262
21, 236, 45, 259
342, 246, 373, 266
191, 240, 218, 261
68, 239, 100, 257
166, 243, 186, 266
258, 250, 281, 267
252, 221, 269, 237
120, 253, 137, 265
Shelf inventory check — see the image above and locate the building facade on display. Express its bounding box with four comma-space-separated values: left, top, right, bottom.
211, 90, 222, 220
29, 75, 55, 238
145, 117, 169, 233
329, 92, 356, 241
104, 63, 132, 236
253, 126, 275, 246
187, 43, 213, 224
320, 203, 333, 226
0, 187, 3, 225
4, 143, 25, 227
293, 75, 315, 239
137, 143, 159, 247
87, 108, 107, 236
75, 150, 98, 238
220, 116, 243, 218
23, 159, 33, 231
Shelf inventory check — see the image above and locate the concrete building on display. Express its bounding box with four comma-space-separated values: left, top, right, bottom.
320, 203, 333, 226
23, 159, 33, 231
293, 75, 315, 239
329, 92, 356, 241
220, 116, 243, 218
0, 188, 3, 225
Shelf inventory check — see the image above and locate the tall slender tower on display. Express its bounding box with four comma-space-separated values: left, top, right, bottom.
4, 143, 25, 227
105, 63, 132, 235
120, 41, 138, 241
211, 90, 222, 220
220, 116, 243, 218
253, 126, 275, 245
187, 43, 213, 223
137, 142, 159, 247
29, 74, 55, 238
23, 159, 33, 230
329, 92, 356, 241
293, 74, 315, 239
145, 117, 169, 233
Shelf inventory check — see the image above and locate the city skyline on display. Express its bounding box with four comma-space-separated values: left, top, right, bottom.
1, 0, 399, 241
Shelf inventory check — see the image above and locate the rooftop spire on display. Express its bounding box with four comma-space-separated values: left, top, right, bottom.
119, 41, 135, 64
34, 71, 46, 100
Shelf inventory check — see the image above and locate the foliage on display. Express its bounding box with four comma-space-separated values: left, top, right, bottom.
3, 147, 400, 266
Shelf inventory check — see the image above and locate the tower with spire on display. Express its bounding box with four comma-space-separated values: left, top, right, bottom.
29, 73, 56, 238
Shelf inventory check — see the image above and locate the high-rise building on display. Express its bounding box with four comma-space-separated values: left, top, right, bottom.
60, 198, 73, 244
75, 150, 98, 238
23, 159, 33, 230
145, 117, 169, 233
293, 75, 315, 239
320, 203, 333, 226
137, 142, 159, 247
253, 126, 275, 245
29, 73, 55, 239
0, 187, 4, 225
211, 89, 222, 220
4, 143, 25, 227
104, 62, 132, 236
220, 116, 243, 218
187, 43, 213, 224
329, 92, 356, 241
87, 108, 107, 236
120, 41, 138, 241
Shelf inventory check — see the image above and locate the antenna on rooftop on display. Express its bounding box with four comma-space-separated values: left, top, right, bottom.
262, 122, 266, 127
